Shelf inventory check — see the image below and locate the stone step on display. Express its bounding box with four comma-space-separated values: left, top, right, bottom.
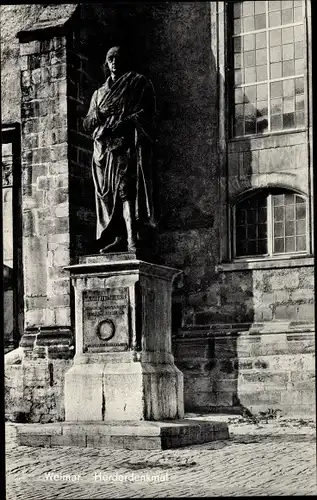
16, 419, 229, 450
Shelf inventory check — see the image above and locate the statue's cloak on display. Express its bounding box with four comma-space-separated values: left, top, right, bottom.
83, 71, 156, 243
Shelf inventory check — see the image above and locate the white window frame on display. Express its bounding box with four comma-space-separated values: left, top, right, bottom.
231, 0, 308, 138
233, 190, 309, 259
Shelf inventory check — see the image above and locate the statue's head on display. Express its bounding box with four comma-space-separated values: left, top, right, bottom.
103, 46, 127, 79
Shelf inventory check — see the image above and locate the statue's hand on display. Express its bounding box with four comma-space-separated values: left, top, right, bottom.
99, 104, 120, 120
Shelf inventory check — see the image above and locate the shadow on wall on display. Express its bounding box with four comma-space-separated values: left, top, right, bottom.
165, 10, 257, 415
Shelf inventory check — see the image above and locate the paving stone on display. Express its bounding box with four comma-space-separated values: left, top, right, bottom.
5, 417, 316, 499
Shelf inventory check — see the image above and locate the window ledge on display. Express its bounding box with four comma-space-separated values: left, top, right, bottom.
229, 128, 307, 143
228, 129, 307, 152
216, 255, 314, 272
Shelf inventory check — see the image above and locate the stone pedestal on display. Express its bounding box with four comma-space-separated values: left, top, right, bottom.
16, 253, 229, 449
16, 419, 229, 449
64, 254, 184, 421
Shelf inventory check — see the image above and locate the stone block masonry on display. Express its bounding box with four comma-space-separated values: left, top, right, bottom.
8, 13, 81, 423
20, 35, 71, 333
173, 322, 315, 417
162, 228, 314, 328
67, 25, 99, 257
5, 357, 72, 423
252, 267, 315, 323
15, 420, 229, 449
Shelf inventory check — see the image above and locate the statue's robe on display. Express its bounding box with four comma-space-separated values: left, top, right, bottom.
83, 71, 156, 245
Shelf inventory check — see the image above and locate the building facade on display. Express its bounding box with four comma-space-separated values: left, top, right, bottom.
2, 1, 315, 422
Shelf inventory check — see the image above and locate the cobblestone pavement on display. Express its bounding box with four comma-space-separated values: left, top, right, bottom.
5, 414, 316, 499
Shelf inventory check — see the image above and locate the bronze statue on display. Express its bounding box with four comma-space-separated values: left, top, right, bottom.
83, 46, 156, 254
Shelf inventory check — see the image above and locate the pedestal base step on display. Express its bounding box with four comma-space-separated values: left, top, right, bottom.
16, 419, 229, 450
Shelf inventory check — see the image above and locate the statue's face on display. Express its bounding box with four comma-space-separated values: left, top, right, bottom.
106, 48, 125, 78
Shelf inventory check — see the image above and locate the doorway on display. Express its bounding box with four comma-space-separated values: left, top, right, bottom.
2, 123, 24, 351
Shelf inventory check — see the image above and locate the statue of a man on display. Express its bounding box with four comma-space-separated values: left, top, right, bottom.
83, 46, 156, 253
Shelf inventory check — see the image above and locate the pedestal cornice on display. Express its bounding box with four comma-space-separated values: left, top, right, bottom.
64, 254, 182, 282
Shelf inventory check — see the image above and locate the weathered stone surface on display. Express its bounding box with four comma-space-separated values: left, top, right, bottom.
19, 434, 51, 447
15, 419, 229, 449
65, 364, 104, 421
173, 326, 315, 416
64, 257, 184, 422
5, 337, 73, 422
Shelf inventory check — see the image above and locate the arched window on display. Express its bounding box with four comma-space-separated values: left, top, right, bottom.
233, 189, 308, 257
230, 0, 306, 137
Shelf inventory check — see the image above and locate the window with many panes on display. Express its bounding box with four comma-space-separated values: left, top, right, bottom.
231, 0, 306, 137
234, 190, 308, 257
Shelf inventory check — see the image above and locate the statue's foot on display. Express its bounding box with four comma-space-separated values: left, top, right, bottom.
99, 237, 126, 254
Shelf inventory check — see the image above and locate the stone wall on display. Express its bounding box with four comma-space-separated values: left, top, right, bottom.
2, 2, 315, 421
173, 324, 315, 416
67, 18, 99, 257
4, 7, 76, 422
20, 35, 72, 332
178, 266, 314, 327
173, 264, 314, 416
227, 132, 310, 199
152, 2, 315, 416
252, 267, 314, 322
0, 4, 45, 122
236, 329, 315, 416
5, 357, 71, 423
146, 2, 219, 234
